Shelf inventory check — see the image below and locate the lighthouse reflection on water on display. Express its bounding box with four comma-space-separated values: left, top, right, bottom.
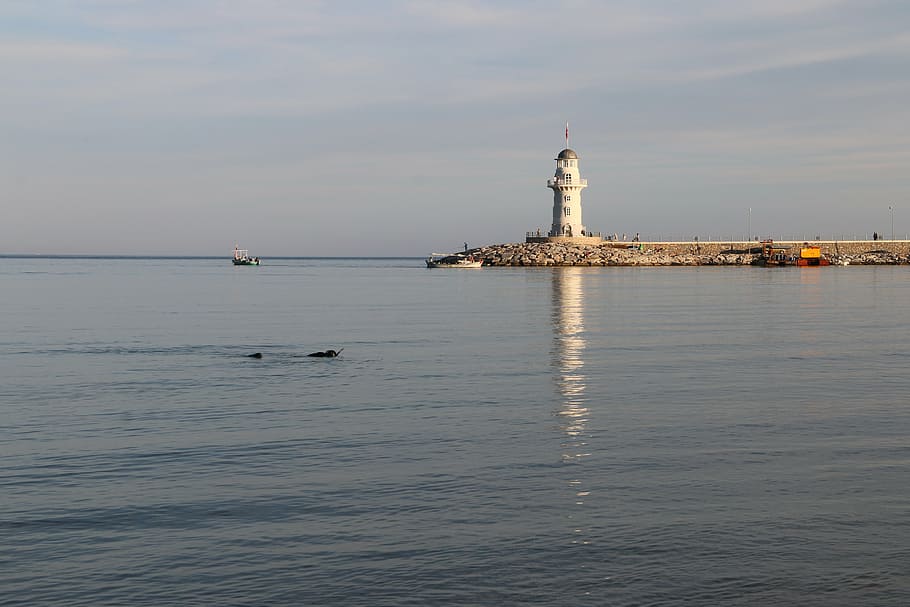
551, 267, 592, 546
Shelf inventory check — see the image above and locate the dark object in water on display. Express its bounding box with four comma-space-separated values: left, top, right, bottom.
308, 348, 343, 358
247, 352, 263, 359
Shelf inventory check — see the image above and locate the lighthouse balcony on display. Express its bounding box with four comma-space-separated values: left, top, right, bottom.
547, 178, 587, 187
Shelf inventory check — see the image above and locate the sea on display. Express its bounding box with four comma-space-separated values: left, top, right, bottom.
2, 256, 909, 606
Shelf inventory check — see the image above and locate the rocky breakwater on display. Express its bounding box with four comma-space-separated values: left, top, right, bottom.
475, 242, 752, 267
828, 249, 909, 265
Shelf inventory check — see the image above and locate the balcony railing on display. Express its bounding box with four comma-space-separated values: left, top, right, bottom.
526, 231, 603, 239
547, 178, 587, 187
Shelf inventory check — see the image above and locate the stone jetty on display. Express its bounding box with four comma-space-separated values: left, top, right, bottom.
470, 241, 910, 267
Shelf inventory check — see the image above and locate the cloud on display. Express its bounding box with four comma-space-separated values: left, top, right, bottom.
0, 40, 126, 62
404, 0, 524, 27
673, 29, 910, 84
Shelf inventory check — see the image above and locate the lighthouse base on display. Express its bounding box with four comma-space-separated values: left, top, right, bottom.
525, 235, 604, 245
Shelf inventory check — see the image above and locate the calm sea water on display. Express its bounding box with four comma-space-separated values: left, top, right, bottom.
2, 257, 909, 606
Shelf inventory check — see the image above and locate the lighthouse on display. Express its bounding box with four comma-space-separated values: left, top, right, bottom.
525, 127, 601, 244
547, 148, 588, 237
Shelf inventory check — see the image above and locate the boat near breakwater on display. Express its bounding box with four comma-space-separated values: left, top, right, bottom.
796, 244, 830, 267
425, 253, 483, 268
751, 240, 831, 267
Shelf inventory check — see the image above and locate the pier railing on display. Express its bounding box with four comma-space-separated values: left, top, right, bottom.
593, 234, 909, 243
522, 233, 909, 242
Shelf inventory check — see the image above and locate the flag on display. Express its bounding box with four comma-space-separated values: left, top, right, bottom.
565, 122, 569, 143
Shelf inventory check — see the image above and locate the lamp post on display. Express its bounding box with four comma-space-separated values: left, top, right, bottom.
748, 207, 751, 248
890, 205, 894, 240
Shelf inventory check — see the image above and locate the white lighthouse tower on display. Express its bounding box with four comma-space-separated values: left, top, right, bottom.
526, 126, 602, 243
548, 147, 588, 237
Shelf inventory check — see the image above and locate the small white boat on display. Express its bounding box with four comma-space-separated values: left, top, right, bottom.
232, 247, 261, 266
425, 253, 483, 268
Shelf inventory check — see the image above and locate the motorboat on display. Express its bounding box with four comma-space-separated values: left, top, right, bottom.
795, 245, 830, 266
232, 247, 261, 266
751, 240, 793, 267
751, 240, 830, 267
425, 253, 483, 268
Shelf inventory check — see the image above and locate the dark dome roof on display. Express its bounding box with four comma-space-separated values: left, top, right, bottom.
557, 148, 578, 159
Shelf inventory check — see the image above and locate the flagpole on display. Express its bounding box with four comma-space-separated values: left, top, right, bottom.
565, 122, 569, 148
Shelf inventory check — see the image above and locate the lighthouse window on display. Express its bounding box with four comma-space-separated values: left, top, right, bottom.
565, 174, 572, 183
565, 207, 571, 216
565, 195, 571, 202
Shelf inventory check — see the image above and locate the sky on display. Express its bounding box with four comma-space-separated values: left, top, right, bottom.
2, 0, 909, 256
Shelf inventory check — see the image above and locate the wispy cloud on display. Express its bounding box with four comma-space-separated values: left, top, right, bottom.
0, 40, 126, 62
676, 33, 910, 83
